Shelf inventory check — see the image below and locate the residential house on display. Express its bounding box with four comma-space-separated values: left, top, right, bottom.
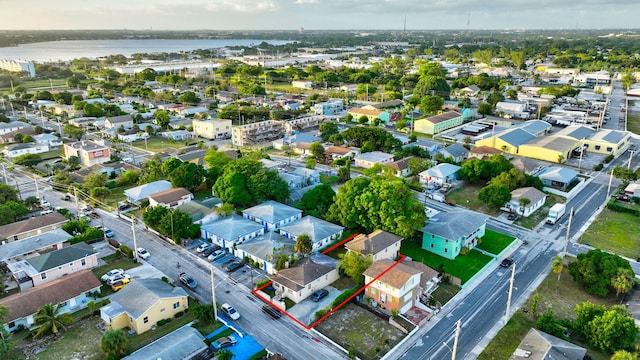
32, 133, 63, 148
200, 214, 265, 250
354, 151, 394, 169
273, 132, 322, 151
0, 228, 71, 263
292, 80, 313, 89
117, 129, 149, 143
270, 253, 339, 303
3, 143, 50, 158
290, 167, 321, 186
160, 130, 191, 141
0, 212, 68, 244
7, 242, 98, 290
403, 139, 442, 154
148, 188, 193, 209
440, 143, 468, 163
236, 232, 296, 275
123, 326, 210, 360
242, 201, 303, 231
191, 119, 232, 140
387, 156, 414, 177
104, 114, 134, 129
458, 85, 480, 97
368, 99, 404, 110
63, 140, 111, 167
510, 158, 545, 175
345, 230, 403, 262
180, 106, 208, 117
0, 270, 101, 332
0, 121, 29, 136
421, 208, 488, 260
509, 328, 586, 360
507, 187, 547, 217
624, 183, 640, 198
413, 111, 463, 135
124, 180, 172, 205
536, 167, 579, 190
363, 259, 422, 313
0, 129, 36, 144
176, 198, 219, 224
100, 279, 189, 335
418, 163, 461, 185
313, 101, 344, 115
325, 146, 359, 160
348, 107, 385, 123
279, 216, 345, 251
468, 146, 503, 160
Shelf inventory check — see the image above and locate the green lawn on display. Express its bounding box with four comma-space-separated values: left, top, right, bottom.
626, 112, 640, 135
320, 174, 338, 184
579, 208, 640, 259
476, 229, 516, 255
478, 258, 618, 360
445, 183, 500, 216
400, 240, 493, 284
129, 137, 187, 153
431, 282, 460, 306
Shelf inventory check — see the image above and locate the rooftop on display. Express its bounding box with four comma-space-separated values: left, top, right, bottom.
355, 151, 394, 163
537, 166, 579, 183
0, 212, 67, 241
422, 208, 488, 241
346, 230, 403, 256
123, 326, 207, 360
270, 253, 337, 291
26, 242, 96, 274
497, 128, 536, 147
0, 228, 71, 263
424, 111, 462, 124
200, 214, 264, 241
363, 259, 422, 289
108, 278, 188, 320
148, 187, 192, 204
242, 200, 302, 224
511, 187, 546, 205
279, 216, 344, 244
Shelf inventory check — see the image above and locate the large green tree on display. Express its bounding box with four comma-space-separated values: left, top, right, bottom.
100, 329, 128, 358
294, 234, 313, 256
63, 123, 84, 141
169, 162, 205, 192
154, 110, 170, 129
568, 249, 633, 297
0, 305, 12, 358
478, 183, 511, 209
213, 158, 289, 207
33, 303, 74, 338
338, 251, 373, 285
327, 177, 426, 238
299, 183, 335, 217
588, 306, 638, 354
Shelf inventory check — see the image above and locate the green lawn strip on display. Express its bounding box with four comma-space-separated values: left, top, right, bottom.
626, 113, 640, 135
93, 258, 141, 279
431, 282, 460, 305
129, 137, 186, 153
37, 149, 63, 161
400, 240, 492, 284
320, 174, 338, 184
127, 312, 197, 352
479, 259, 618, 360
476, 229, 516, 255
207, 327, 235, 341
579, 208, 640, 259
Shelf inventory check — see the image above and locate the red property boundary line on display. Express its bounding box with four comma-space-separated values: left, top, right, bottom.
252, 233, 407, 330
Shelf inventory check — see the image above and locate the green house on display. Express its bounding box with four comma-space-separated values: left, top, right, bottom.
421, 209, 488, 260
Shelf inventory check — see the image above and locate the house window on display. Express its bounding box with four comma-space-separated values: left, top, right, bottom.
41, 273, 47, 280
606, 147, 613, 152
8, 321, 15, 329
160, 308, 165, 313
59, 301, 68, 307
430, 243, 434, 248
444, 248, 448, 253
173, 302, 180, 309
81, 259, 86, 266
143, 317, 149, 323
69, 262, 73, 267
430, 234, 434, 239
595, 145, 601, 150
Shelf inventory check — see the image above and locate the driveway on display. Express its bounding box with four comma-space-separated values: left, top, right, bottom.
286, 286, 339, 326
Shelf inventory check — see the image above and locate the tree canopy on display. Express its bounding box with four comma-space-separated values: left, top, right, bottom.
568, 249, 634, 297
213, 158, 289, 207
298, 183, 335, 218
327, 177, 426, 238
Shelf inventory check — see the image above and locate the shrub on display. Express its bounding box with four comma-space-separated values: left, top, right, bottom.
255, 278, 271, 289
459, 247, 470, 255
119, 244, 134, 259
157, 319, 171, 326
315, 308, 329, 320
331, 286, 361, 308
594, 163, 604, 171
604, 154, 614, 163
175, 311, 185, 318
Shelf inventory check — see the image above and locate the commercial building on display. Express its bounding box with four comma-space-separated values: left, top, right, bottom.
414, 111, 463, 135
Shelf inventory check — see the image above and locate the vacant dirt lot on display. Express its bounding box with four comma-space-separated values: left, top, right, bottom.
315, 302, 405, 360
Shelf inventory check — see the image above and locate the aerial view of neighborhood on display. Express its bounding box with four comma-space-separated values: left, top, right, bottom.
1, 3, 640, 360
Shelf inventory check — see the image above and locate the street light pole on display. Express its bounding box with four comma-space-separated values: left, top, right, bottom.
131, 217, 139, 262
170, 210, 175, 244
505, 263, 516, 321
607, 167, 616, 198
451, 319, 461, 360
563, 208, 574, 256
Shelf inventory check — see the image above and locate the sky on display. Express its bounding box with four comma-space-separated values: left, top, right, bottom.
2, 0, 640, 31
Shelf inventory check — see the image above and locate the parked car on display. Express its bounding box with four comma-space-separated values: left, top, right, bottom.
311, 289, 329, 302
88, 212, 100, 219
202, 246, 221, 257
225, 261, 243, 273
208, 249, 225, 262
61, 194, 71, 201
136, 247, 150, 259
104, 228, 114, 238
211, 336, 237, 351
507, 213, 517, 221
179, 272, 197, 289
196, 243, 212, 253
221, 303, 240, 320
40, 200, 51, 208
500, 258, 514, 268
101, 269, 125, 282
111, 277, 131, 292
118, 203, 132, 212
262, 304, 282, 319
106, 273, 131, 286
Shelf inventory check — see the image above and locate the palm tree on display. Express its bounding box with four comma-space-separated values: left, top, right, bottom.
216, 349, 235, 360
33, 303, 74, 338
551, 256, 564, 295
611, 268, 635, 300
518, 198, 531, 217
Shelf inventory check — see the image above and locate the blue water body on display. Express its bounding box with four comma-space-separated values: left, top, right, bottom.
0, 39, 292, 62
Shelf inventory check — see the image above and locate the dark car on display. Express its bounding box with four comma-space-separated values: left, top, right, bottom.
225, 261, 244, 272
500, 258, 514, 268
507, 213, 517, 221
179, 272, 198, 289
202, 245, 221, 257
61, 194, 71, 201
262, 304, 282, 319
311, 289, 329, 302
118, 203, 132, 211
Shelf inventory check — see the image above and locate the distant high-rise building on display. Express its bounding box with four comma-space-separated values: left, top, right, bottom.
299, 27, 304, 34
0, 60, 36, 78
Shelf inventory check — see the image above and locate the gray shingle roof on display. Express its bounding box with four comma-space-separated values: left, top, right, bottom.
511, 187, 546, 205
537, 166, 579, 184
26, 242, 96, 273
270, 253, 337, 291
242, 201, 302, 224
109, 278, 188, 320
442, 143, 468, 158
201, 214, 264, 241
345, 230, 403, 256
420, 163, 461, 179
498, 128, 536, 147
422, 208, 488, 241
123, 326, 207, 360
280, 216, 344, 244
236, 232, 296, 261
0, 228, 71, 262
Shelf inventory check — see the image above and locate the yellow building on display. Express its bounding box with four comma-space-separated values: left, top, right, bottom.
475, 128, 536, 155
413, 111, 463, 135
192, 119, 232, 140
584, 129, 631, 156
100, 279, 189, 334
348, 107, 382, 123
517, 136, 576, 164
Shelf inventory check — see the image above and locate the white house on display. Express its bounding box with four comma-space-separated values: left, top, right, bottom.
292, 80, 313, 89
354, 151, 395, 169
32, 133, 63, 148
148, 188, 193, 209
345, 230, 403, 262
507, 187, 547, 217
124, 180, 172, 205
279, 216, 345, 251
200, 214, 265, 251
3, 143, 50, 158
242, 201, 303, 231
270, 253, 339, 303
418, 163, 461, 185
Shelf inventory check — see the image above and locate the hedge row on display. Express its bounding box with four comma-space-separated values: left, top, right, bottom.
607, 197, 640, 216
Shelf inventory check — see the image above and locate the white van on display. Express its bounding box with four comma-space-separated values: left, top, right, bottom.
40, 209, 54, 216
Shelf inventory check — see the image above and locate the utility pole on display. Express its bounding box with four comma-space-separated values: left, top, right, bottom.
12, 175, 22, 200
505, 263, 516, 321
211, 266, 218, 321
73, 186, 81, 215
131, 217, 139, 262
33, 175, 41, 201
627, 148, 635, 170
451, 319, 461, 360
1, 163, 7, 184
607, 167, 616, 198
563, 208, 574, 256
